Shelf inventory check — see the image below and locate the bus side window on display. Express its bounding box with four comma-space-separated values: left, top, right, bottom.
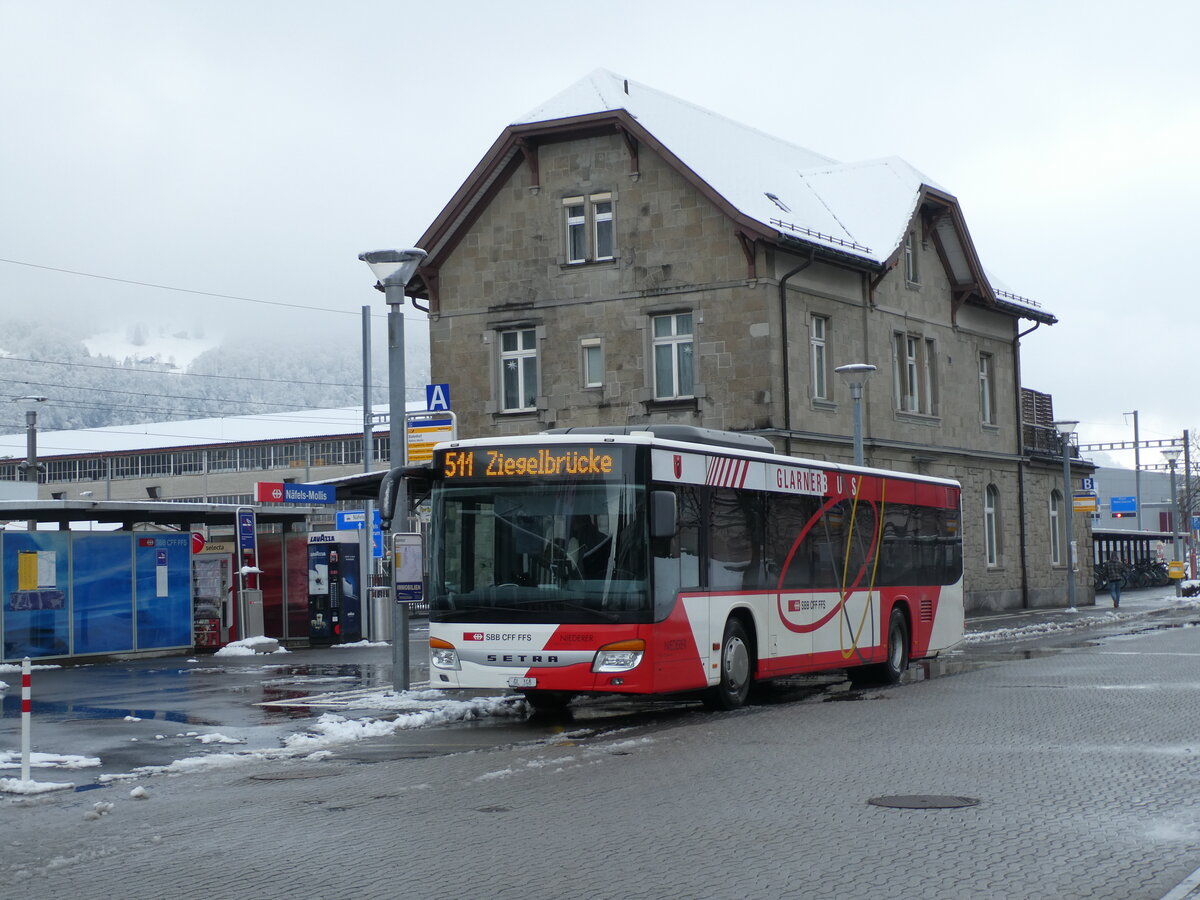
708, 488, 762, 590
653, 485, 701, 618
765, 494, 819, 589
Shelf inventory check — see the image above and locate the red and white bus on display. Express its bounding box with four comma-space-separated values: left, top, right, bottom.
419, 425, 963, 711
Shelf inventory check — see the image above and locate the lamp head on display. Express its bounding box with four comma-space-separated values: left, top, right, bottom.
1161, 446, 1182, 464
358, 249, 427, 295
1051, 420, 1079, 436
834, 363, 877, 386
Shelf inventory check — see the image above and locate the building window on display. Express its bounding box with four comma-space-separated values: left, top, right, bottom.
565, 200, 586, 264
979, 353, 995, 425
500, 328, 538, 412
564, 193, 614, 264
1049, 490, 1063, 565
581, 338, 603, 388
593, 198, 614, 260
904, 231, 919, 283
984, 484, 1001, 567
893, 333, 937, 414
653, 312, 694, 400
810, 315, 829, 400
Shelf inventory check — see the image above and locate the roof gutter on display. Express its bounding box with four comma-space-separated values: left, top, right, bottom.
1011, 319, 1043, 609
778, 249, 817, 456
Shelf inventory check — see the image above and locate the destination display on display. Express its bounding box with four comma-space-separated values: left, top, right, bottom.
439, 445, 625, 481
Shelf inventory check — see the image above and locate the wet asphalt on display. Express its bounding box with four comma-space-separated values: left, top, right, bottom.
2, 586, 1197, 786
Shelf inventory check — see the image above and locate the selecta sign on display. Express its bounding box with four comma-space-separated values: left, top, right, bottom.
255, 482, 337, 505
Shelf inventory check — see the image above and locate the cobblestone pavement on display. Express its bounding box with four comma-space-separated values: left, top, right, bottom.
3, 595, 1200, 899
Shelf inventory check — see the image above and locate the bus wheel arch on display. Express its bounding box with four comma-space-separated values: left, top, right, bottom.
849, 603, 910, 687
705, 612, 756, 710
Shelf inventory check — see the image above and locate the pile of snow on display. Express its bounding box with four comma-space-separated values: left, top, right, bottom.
0, 777, 74, 795
214, 636, 287, 656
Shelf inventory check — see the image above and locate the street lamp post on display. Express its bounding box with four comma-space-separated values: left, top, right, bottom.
359, 248, 426, 693
1162, 446, 1183, 597
1052, 420, 1079, 610
834, 364, 876, 467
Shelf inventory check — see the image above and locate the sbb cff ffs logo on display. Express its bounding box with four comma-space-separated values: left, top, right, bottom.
464, 632, 485, 641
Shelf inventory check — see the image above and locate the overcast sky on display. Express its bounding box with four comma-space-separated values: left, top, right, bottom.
1, 0, 1196, 467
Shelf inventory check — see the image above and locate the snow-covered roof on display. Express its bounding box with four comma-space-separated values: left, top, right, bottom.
490, 69, 1053, 324
0, 404, 424, 460
515, 69, 938, 267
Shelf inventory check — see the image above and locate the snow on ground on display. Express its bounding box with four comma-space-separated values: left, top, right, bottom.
0, 663, 62, 673
0, 751, 100, 770
87, 691, 525, 784
967, 595, 1200, 644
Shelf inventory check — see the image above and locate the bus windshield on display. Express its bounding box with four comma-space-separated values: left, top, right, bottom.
430, 482, 649, 624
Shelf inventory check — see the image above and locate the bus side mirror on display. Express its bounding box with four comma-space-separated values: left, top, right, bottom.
377, 467, 405, 532
650, 490, 677, 539
378, 464, 439, 530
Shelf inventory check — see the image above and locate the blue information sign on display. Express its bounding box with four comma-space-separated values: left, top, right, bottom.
280, 483, 336, 504
1111, 496, 1137, 513
335, 509, 382, 530
237, 508, 257, 560
336, 509, 384, 558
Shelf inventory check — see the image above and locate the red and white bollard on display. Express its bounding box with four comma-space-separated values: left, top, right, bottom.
21, 657, 31, 783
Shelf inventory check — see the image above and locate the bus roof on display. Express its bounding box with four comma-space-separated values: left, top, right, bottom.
432, 429, 961, 490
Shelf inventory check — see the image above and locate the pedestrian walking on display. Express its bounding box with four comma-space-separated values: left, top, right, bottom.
1104, 553, 1127, 608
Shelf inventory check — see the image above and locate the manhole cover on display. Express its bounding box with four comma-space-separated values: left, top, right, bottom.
868, 794, 980, 809
248, 770, 336, 782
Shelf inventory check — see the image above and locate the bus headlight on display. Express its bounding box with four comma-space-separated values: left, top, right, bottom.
592, 639, 645, 673
430, 637, 460, 670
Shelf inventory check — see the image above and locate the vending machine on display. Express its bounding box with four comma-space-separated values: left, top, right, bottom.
191, 540, 238, 649
306, 533, 363, 644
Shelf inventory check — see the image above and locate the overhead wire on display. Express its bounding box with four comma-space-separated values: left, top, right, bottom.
0, 256, 430, 321
0, 256, 430, 433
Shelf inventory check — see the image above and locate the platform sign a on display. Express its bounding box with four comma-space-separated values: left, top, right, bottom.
426, 383, 451, 411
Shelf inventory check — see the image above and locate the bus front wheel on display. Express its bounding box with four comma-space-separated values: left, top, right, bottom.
705, 618, 753, 710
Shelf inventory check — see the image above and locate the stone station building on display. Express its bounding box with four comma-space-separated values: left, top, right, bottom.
405, 70, 1092, 613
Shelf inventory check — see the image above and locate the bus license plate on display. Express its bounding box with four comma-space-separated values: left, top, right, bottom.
507, 677, 537, 688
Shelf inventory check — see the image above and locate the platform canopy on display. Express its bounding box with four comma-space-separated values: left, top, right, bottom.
0, 499, 312, 531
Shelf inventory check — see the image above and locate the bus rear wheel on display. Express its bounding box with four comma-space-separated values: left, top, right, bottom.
705, 618, 753, 710
849, 607, 909, 686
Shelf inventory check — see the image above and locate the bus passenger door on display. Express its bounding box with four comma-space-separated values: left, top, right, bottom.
766, 590, 813, 676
